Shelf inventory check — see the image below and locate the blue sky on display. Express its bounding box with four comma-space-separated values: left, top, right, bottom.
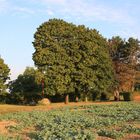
0, 0, 140, 80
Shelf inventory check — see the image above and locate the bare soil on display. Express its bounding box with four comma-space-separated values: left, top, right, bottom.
122, 134, 140, 140
97, 136, 114, 140
133, 95, 140, 101
0, 121, 16, 135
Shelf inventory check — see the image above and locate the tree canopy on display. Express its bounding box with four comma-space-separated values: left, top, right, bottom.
108, 36, 140, 92
9, 67, 40, 95
0, 57, 10, 94
33, 19, 115, 101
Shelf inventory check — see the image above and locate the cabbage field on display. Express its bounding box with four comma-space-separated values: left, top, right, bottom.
0, 102, 140, 140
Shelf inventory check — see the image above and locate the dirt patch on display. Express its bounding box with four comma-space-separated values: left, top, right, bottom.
134, 123, 140, 128
134, 95, 140, 101
122, 134, 140, 140
97, 135, 140, 140
97, 136, 113, 140
0, 121, 16, 135
19, 127, 35, 140
0, 121, 32, 139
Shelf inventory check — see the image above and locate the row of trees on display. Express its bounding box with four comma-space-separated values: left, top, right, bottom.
0, 19, 140, 104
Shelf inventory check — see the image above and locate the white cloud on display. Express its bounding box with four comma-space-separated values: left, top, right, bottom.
13, 7, 35, 14
0, 0, 136, 26
36, 0, 139, 39
34, 0, 66, 4
0, 0, 139, 39
29, 0, 135, 28
0, 0, 35, 16
56, 0, 134, 25
0, 0, 9, 13
117, 28, 140, 39
31, 0, 66, 5
41, 0, 66, 4
46, 9, 54, 16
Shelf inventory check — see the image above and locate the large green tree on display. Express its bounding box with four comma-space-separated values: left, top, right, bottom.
33, 19, 115, 103
0, 57, 10, 94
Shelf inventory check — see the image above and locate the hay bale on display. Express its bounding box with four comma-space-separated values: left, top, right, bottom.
38, 98, 51, 105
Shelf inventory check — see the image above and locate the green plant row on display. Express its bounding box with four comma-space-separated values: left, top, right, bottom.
0, 102, 140, 139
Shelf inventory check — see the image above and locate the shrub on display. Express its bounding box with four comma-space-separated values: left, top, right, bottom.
92, 92, 99, 101
121, 91, 133, 101
100, 93, 109, 101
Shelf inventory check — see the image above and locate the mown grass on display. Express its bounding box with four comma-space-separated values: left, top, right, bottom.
0, 102, 113, 114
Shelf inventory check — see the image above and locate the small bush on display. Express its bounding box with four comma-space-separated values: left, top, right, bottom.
100, 93, 109, 101
121, 92, 133, 101
92, 92, 98, 101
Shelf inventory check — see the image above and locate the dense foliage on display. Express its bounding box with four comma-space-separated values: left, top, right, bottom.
0, 57, 10, 94
135, 66, 140, 90
33, 19, 115, 102
0, 103, 140, 139
9, 67, 41, 104
108, 36, 140, 100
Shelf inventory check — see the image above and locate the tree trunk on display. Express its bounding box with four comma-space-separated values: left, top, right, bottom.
131, 75, 135, 92
85, 96, 88, 102
75, 96, 79, 102
41, 79, 44, 98
114, 90, 120, 101
75, 88, 79, 102
65, 94, 69, 104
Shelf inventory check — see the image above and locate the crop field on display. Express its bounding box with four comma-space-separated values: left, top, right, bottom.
0, 102, 140, 140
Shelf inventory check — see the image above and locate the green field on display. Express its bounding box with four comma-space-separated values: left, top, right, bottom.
0, 102, 140, 140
